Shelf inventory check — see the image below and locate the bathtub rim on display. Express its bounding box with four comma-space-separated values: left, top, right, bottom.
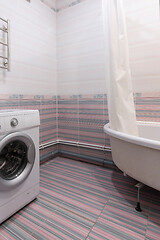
104, 121, 160, 151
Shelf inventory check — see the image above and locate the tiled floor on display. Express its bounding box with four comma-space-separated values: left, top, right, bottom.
0, 157, 160, 240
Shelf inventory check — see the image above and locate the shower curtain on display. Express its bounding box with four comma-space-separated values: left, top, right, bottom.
102, 0, 138, 136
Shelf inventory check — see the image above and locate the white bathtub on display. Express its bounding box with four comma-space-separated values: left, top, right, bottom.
104, 121, 160, 191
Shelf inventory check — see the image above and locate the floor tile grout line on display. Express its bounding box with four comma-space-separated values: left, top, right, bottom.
103, 197, 150, 240
144, 208, 151, 240
85, 198, 110, 239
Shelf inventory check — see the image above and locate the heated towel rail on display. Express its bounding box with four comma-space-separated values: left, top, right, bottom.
0, 17, 10, 71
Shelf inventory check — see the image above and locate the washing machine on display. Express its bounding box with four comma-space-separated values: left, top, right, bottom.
0, 109, 40, 224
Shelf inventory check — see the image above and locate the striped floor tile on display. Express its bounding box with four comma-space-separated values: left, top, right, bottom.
40, 159, 109, 222
87, 200, 148, 240
146, 213, 160, 240
0, 157, 160, 240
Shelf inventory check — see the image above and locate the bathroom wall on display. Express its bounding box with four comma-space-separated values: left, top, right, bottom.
124, 0, 160, 122
56, 0, 160, 162
125, 0, 160, 93
57, 0, 108, 155
0, 0, 58, 162
57, 0, 106, 95
0, 0, 159, 164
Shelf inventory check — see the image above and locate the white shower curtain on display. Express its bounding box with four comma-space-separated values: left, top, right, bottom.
102, 0, 138, 136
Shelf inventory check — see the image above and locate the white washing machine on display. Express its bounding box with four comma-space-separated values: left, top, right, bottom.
0, 109, 40, 224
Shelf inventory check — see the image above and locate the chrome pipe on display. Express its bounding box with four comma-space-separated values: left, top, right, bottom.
0, 17, 8, 24
39, 139, 111, 151
59, 140, 111, 151
0, 41, 8, 46
0, 56, 8, 60
0, 65, 8, 69
0, 19, 10, 71
0, 27, 7, 33
7, 19, 10, 71
39, 140, 57, 150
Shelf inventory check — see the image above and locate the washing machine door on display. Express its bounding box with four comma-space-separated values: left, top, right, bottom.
0, 132, 35, 191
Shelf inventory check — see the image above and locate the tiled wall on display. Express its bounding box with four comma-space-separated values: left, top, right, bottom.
135, 92, 160, 122
58, 92, 160, 139
0, 0, 57, 96
1, 92, 160, 164
0, 0, 160, 165
125, 0, 160, 93
56, 0, 160, 164
56, 0, 109, 164
1, 91, 160, 164
58, 94, 109, 146
57, 0, 160, 95
57, 0, 106, 96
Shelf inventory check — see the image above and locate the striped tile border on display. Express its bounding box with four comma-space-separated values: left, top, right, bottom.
1, 92, 160, 164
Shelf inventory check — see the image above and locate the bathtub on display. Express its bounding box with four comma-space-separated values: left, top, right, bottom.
104, 121, 160, 191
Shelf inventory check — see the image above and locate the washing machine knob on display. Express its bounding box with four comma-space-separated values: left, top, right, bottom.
10, 118, 18, 127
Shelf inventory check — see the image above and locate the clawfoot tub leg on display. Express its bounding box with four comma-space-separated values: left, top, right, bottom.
135, 182, 144, 212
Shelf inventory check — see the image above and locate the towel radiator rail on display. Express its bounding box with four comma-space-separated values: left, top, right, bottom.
0, 17, 10, 71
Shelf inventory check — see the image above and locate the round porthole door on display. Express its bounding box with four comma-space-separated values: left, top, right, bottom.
0, 132, 35, 191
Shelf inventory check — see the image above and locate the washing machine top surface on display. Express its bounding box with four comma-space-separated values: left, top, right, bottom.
0, 109, 38, 116
0, 110, 40, 134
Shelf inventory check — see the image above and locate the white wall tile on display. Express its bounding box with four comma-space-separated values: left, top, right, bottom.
57, 0, 106, 95
124, 0, 160, 92
0, 0, 159, 97
0, 0, 57, 95
57, 0, 160, 95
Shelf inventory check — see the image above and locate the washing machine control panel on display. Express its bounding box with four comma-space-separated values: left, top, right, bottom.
10, 118, 18, 127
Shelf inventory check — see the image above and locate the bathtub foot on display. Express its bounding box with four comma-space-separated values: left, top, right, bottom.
135, 202, 142, 212
135, 182, 144, 212
123, 172, 127, 177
